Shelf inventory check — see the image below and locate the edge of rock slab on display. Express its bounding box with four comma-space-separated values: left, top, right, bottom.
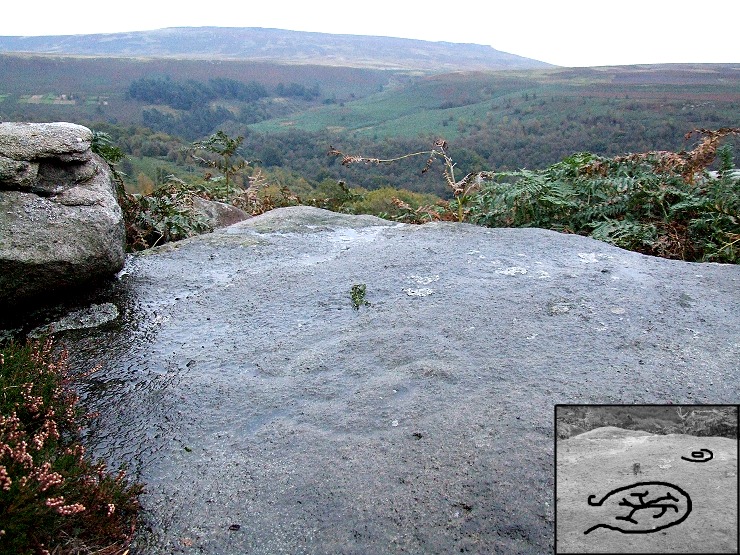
228, 205, 397, 234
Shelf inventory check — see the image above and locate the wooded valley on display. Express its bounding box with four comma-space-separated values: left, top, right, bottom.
1, 54, 738, 197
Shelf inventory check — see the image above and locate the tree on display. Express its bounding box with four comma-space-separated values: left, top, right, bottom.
187, 131, 250, 195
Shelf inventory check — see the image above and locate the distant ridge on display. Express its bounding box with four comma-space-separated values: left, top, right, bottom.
0, 26, 552, 72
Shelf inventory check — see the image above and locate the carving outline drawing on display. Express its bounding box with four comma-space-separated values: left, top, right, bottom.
584, 481, 692, 535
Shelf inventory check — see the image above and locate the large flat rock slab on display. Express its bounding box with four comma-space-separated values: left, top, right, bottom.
57, 207, 739, 554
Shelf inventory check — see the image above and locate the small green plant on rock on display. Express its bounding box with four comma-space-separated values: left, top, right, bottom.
350, 284, 370, 310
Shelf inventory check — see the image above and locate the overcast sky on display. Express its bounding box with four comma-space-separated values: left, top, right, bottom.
2, 1, 738, 67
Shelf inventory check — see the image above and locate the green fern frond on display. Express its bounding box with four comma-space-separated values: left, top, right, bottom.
589, 218, 658, 250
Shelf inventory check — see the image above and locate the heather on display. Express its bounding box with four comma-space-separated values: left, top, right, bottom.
0, 339, 142, 555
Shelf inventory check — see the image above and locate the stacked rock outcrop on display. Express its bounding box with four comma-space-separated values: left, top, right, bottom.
0, 122, 125, 307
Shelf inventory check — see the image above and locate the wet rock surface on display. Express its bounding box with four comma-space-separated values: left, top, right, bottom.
51, 206, 738, 554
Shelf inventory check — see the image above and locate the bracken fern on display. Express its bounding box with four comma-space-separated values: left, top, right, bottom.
470, 128, 739, 262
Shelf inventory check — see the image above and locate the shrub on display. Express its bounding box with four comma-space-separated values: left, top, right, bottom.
121, 176, 214, 250
675, 407, 738, 438
344, 187, 442, 220
0, 339, 142, 555
186, 130, 250, 197
329, 139, 490, 222
470, 128, 740, 262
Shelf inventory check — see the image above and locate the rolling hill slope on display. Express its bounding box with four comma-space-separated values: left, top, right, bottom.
250, 64, 740, 140
0, 26, 551, 72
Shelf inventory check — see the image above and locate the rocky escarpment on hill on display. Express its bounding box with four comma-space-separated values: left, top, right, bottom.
0, 122, 125, 307
38, 206, 740, 554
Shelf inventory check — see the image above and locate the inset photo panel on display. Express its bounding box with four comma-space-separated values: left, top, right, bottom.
555, 404, 738, 554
